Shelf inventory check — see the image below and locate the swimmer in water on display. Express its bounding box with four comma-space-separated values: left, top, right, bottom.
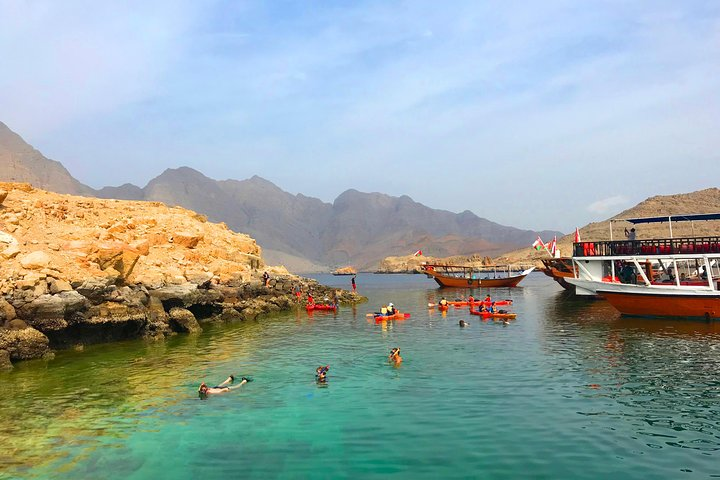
198, 375, 250, 397
389, 347, 402, 364
459, 320, 469, 327
316, 365, 330, 383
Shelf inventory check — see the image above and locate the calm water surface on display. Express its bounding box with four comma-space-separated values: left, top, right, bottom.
3, 273, 720, 479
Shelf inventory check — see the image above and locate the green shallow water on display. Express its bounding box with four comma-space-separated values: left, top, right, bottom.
3, 273, 720, 479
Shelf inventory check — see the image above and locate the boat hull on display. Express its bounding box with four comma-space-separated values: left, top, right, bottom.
597, 290, 720, 320
425, 270, 532, 288
541, 258, 576, 291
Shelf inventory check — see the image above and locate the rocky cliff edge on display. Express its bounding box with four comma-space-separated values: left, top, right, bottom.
0, 183, 361, 368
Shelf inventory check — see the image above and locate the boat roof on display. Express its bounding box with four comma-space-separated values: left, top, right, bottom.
616, 213, 720, 224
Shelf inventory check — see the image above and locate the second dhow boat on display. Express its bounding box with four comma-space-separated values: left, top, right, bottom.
565, 213, 720, 320
421, 264, 535, 288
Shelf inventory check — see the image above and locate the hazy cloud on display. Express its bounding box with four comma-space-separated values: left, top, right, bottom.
587, 195, 629, 214
1, 0, 718, 231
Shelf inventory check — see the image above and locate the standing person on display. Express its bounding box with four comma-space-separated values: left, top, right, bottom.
624, 227, 637, 241
351, 275, 357, 293
262, 271, 270, 287
293, 284, 302, 302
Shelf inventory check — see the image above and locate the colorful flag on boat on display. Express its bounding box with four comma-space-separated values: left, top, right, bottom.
413, 250, 423, 256
532, 236, 545, 251
574, 227, 581, 243
548, 236, 557, 256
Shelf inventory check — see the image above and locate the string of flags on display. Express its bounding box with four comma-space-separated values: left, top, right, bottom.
532, 227, 581, 258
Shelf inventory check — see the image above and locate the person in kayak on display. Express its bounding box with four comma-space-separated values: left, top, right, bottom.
439, 297, 448, 307
316, 365, 329, 383
487, 302, 497, 313
307, 292, 314, 305
484, 294, 492, 303
198, 375, 250, 397
468, 295, 475, 304
387, 303, 396, 315
389, 347, 402, 364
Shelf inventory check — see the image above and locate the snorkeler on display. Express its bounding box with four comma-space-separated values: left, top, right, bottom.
198, 375, 251, 396
389, 347, 402, 364
316, 365, 330, 382
459, 320, 469, 327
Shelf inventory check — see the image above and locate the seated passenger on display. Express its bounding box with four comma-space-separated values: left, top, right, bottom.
387, 303, 396, 315
439, 297, 448, 306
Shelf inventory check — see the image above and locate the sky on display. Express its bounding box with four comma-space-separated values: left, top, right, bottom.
1, 0, 719, 233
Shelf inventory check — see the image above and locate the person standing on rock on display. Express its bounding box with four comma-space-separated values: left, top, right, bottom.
351, 275, 356, 293
262, 271, 270, 287
293, 284, 302, 302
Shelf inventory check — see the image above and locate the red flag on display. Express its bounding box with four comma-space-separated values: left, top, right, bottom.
413, 250, 422, 256
574, 227, 581, 243
548, 236, 557, 256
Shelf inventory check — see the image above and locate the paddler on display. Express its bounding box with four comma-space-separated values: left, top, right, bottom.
484, 294, 492, 303
387, 303, 396, 315
307, 292, 314, 305
439, 297, 448, 307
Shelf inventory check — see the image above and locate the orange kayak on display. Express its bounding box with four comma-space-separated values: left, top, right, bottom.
375, 312, 411, 322
448, 300, 513, 307
438, 305, 449, 312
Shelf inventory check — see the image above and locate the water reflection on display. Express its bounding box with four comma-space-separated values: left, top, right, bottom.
541, 291, 720, 454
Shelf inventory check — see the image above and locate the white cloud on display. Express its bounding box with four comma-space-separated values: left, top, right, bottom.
587, 195, 629, 214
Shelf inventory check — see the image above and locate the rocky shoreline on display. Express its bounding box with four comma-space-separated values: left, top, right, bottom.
0, 184, 365, 369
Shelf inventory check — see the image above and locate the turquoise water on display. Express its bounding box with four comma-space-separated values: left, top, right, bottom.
3, 273, 720, 479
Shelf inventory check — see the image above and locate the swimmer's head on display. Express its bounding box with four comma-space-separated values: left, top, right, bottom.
390, 347, 400, 357
198, 383, 209, 394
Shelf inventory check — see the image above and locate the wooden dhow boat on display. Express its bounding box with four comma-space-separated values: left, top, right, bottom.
540, 257, 577, 291
421, 264, 535, 288
565, 213, 720, 320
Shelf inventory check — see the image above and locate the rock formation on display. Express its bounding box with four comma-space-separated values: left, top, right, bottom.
0, 183, 363, 367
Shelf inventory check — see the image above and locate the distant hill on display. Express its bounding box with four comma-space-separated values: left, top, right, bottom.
0, 121, 93, 195
498, 188, 720, 265
0, 121, 562, 271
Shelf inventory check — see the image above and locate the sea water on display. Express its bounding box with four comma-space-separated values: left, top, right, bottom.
2, 273, 720, 479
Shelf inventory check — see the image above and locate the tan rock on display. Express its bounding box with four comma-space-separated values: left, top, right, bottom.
2, 243, 20, 259
172, 232, 203, 249
20, 251, 52, 269
129, 239, 151, 256
49, 279, 73, 294
0, 189, 7, 205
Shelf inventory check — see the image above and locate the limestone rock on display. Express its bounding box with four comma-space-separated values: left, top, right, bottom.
2, 243, 21, 259
0, 189, 7, 205
172, 232, 203, 249
0, 297, 16, 323
20, 251, 52, 269
168, 307, 201, 333
0, 326, 50, 360
49, 279, 73, 294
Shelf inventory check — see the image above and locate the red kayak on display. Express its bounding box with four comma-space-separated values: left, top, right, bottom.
438, 304, 449, 312
449, 300, 513, 307
469, 309, 516, 319
306, 304, 337, 312
375, 312, 411, 322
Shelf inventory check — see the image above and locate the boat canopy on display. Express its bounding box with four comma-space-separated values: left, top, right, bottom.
620, 213, 720, 224
609, 213, 720, 239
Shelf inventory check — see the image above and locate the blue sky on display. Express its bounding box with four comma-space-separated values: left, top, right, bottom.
1, 0, 718, 232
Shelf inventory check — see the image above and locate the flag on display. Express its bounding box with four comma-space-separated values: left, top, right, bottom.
574, 227, 581, 243
532, 236, 545, 251
548, 236, 557, 256
413, 250, 422, 256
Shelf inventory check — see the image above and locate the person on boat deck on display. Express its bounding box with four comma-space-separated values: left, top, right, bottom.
625, 227, 637, 241
198, 375, 249, 397
439, 297, 448, 306
387, 303, 396, 315
307, 292, 314, 305
389, 347, 402, 364
316, 365, 329, 383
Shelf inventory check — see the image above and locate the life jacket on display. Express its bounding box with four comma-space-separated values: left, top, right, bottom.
381, 307, 388, 315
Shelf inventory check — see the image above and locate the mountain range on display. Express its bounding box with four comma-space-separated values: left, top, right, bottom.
0, 121, 562, 270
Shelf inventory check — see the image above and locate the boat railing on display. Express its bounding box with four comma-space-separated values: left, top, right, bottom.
573, 236, 720, 257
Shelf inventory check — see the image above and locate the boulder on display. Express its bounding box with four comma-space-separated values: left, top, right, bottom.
0, 297, 16, 323
19, 251, 52, 269
2, 243, 20, 259
0, 326, 50, 360
168, 307, 202, 333
18, 291, 88, 325
49, 279, 73, 294
172, 232, 203, 249
0, 189, 7, 205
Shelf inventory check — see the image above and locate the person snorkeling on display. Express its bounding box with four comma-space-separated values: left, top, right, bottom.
459, 320, 469, 327
389, 347, 402, 364
316, 365, 330, 383
198, 375, 251, 397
